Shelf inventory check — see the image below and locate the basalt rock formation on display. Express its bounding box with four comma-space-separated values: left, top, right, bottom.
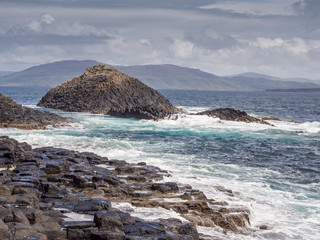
0, 93, 71, 129
37, 65, 181, 120
196, 108, 271, 125
0, 136, 252, 239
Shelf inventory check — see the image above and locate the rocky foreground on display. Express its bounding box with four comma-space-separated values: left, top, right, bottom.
37, 65, 181, 120
0, 136, 251, 240
0, 93, 71, 130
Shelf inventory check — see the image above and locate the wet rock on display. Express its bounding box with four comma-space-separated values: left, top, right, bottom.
67, 228, 85, 240
91, 231, 126, 240
12, 209, 30, 224
33, 221, 65, 239
0, 136, 251, 239
67, 227, 98, 240
0, 185, 13, 196
159, 218, 199, 240
0, 219, 10, 240
37, 65, 181, 120
25, 209, 44, 224
113, 210, 136, 225
124, 220, 166, 236
258, 224, 269, 230
12, 186, 41, 197
0, 193, 39, 208
64, 221, 96, 229
0, 93, 71, 130
42, 163, 63, 175
0, 209, 14, 223
94, 210, 124, 232
8, 222, 47, 240
151, 182, 179, 193
196, 108, 271, 125
74, 198, 111, 213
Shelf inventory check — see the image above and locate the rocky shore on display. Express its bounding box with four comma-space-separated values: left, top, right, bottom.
0, 93, 71, 130
38, 65, 181, 120
0, 136, 251, 240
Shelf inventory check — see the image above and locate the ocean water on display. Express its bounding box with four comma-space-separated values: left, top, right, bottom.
1, 86, 319, 240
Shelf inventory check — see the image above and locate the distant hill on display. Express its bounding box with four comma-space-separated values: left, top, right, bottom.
115, 64, 229, 90
266, 88, 320, 92
0, 71, 14, 77
0, 60, 319, 91
0, 60, 102, 87
116, 65, 319, 90
231, 72, 319, 84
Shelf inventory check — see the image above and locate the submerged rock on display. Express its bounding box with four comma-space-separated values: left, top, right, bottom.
196, 108, 271, 125
0, 93, 71, 130
37, 65, 181, 120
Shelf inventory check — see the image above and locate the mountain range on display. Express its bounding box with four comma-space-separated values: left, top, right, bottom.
0, 60, 319, 91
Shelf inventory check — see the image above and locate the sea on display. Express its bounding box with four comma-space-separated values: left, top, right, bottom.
0, 86, 319, 240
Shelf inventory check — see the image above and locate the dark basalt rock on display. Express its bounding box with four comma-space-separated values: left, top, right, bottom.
0, 93, 71, 130
196, 108, 271, 125
37, 65, 181, 120
0, 136, 252, 239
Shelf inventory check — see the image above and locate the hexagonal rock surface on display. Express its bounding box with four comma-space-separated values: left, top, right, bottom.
37, 65, 181, 120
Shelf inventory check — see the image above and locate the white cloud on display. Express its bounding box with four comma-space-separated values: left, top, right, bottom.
251, 37, 310, 55
6, 13, 111, 37
199, 0, 297, 16
170, 39, 194, 59
252, 37, 284, 49
27, 13, 55, 32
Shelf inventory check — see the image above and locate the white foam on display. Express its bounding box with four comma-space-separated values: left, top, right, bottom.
63, 212, 94, 222
1, 111, 319, 239
160, 113, 320, 135
113, 202, 187, 222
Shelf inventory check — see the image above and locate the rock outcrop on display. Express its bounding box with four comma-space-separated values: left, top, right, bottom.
37, 65, 181, 120
0, 136, 252, 239
0, 93, 71, 129
196, 108, 271, 125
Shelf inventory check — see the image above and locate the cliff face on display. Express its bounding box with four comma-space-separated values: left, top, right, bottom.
37, 65, 181, 119
0, 93, 70, 129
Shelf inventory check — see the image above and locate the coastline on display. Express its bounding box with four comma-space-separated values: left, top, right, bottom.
0, 135, 251, 239
1, 87, 319, 240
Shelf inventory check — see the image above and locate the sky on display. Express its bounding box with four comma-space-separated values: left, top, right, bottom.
0, 0, 320, 79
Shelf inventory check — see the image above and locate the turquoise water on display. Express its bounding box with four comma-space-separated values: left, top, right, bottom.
1, 87, 320, 239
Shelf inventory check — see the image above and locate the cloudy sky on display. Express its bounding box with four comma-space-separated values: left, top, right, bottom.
0, 0, 320, 79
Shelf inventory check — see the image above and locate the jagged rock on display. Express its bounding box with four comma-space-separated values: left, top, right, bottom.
91, 231, 126, 240
8, 222, 47, 240
37, 65, 181, 120
33, 221, 66, 239
0, 219, 10, 240
0, 136, 252, 239
94, 210, 124, 232
12, 209, 30, 224
73, 198, 111, 213
0, 93, 71, 130
196, 108, 271, 125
